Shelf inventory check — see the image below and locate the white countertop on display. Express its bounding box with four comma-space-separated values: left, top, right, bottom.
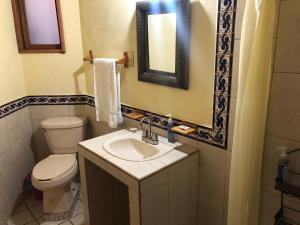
79, 129, 188, 180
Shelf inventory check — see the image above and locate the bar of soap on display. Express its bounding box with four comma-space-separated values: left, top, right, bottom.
128, 127, 138, 133
178, 125, 191, 131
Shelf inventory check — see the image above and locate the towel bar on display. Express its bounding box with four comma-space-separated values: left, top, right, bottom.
83, 50, 134, 68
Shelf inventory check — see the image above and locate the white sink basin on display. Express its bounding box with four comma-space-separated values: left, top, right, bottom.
102, 132, 178, 162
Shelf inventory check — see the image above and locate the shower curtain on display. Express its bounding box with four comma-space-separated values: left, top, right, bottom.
227, 0, 279, 225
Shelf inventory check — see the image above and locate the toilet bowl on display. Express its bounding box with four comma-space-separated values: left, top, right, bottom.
31, 116, 87, 220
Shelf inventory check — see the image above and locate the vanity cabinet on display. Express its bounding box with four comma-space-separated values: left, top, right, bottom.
78, 130, 199, 225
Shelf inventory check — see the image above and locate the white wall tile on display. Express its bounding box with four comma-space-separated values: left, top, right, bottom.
231, 40, 240, 100
32, 146, 50, 162
0, 151, 22, 221
190, 206, 198, 225
277, 0, 300, 36
227, 98, 237, 152
198, 143, 227, 172
234, 0, 246, 40
272, 0, 281, 39
198, 206, 223, 225
0, 174, 9, 225
86, 105, 122, 137
68, 105, 87, 116
32, 130, 48, 148
274, 32, 300, 73
267, 73, 300, 141
49, 105, 70, 117
18, 108, 33, 142
224, 151, 231, 198
274, 0, 300, 73
141, 183, 169, 225
130, 218, 140, 225
29, 106, 50, 120
0, 117, 11, 156
198, 166, 225, 216
189, 164, 199, 207
141, 169, 168, 196
222, 198, 228, 225
8, 124, 25, 158
174, 134, 198, 148
0, 107, 35, 223
31, 119, 44, 133
5, 111, 21, 131
129, 189, 140, 223
169, 194, 189, 225
169, 159, 190, 201
259, 190, 281, 225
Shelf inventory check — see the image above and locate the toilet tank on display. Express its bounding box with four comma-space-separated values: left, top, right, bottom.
41, 117, 87, 154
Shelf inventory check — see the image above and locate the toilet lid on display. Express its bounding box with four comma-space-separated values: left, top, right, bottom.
32, 154, 77, 181
41, 117, 87, 129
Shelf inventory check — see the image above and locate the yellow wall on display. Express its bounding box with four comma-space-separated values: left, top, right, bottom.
79, 0, 217, 126
0, 0, 27, 105
21, 0, 86, 96
1, 0, 219, 127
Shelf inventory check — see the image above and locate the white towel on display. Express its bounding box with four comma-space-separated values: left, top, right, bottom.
93, 58, 123, 128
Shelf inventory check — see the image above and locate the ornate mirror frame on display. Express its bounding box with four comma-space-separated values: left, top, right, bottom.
136, 0, 191, 89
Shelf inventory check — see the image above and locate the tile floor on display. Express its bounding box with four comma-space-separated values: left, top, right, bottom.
5, 184, 84, 225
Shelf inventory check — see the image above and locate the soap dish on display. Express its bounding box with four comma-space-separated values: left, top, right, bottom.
125, 112, 144, 120
171, 126, 196, 135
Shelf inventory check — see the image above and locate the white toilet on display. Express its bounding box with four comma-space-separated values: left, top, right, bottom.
32, 116, 87, 219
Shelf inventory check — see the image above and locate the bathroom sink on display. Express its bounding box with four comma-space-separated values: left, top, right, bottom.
102, 132, 177, 162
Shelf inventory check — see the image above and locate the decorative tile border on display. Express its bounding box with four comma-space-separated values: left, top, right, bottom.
0, 0, 237, 149
85, 0, 237, 149
0, 92, 228, 149
27, 95, 88, 105
0, 95, 89, 119
0, 97, 28, 119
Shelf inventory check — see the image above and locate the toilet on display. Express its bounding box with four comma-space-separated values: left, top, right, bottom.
32, 116, 87, 219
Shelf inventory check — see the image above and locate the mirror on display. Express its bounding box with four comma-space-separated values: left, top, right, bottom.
148, 13, 176, 73
136, 0, 191, 89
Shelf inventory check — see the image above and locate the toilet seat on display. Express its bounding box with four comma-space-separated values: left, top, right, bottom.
32, 154, 78, 190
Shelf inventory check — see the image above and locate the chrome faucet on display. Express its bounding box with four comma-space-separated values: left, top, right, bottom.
139, 116, 159, 145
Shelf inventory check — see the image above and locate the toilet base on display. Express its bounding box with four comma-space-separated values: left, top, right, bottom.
43, 182, 79, 221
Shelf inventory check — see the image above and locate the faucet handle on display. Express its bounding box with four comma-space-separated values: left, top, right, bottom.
151, 132, 158, 141
142, 129, 148, 137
